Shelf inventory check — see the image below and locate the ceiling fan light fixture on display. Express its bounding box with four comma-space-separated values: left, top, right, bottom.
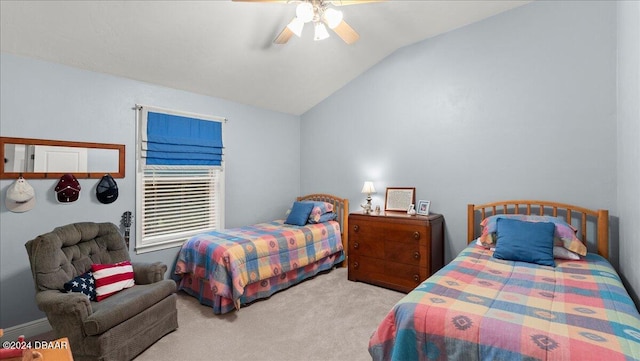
323, 8, 343, 29
296, 2, 315, 23
260, 0, 362, 45
287, 17, 305, 37
314, 22, 330, 41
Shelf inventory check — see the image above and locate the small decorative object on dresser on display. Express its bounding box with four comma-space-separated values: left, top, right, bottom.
348, 211, 444, 293
407, 204, 416, 215
384, 187, 416, 211
417, 200, 430, 215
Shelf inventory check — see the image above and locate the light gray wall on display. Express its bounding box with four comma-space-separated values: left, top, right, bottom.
301, 1, 619, 264
0, 53, 300, 328
616, 0, 640, 305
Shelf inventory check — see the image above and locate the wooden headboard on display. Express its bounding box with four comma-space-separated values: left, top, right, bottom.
297, 193, 349, 261
467, 200, 609, 259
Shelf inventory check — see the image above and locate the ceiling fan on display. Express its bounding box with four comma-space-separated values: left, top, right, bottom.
232, 0, 381, 45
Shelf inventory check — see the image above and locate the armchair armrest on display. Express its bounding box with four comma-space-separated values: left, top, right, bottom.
132, 262, 167, 284
35, 290, 92, 319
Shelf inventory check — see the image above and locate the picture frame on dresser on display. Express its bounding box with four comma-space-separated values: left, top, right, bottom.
384, 187, 416, 211
417, 200, 431, 215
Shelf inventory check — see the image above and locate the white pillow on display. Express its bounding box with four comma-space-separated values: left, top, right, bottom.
476, 238, 496, 251
553, 246, 581, 260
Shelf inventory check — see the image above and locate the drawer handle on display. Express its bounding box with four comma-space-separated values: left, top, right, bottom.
413, 274, 420, 282
413, 251, 420, 260
353, 242, 359, 249
353, 261, 359, 269
413, 231, 421, 240
353, 225, 360, 232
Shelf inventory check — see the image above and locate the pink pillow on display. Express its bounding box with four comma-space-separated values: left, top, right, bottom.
478, 214, 587, 256
91, 261, 135, 301
308, 202, 333, 217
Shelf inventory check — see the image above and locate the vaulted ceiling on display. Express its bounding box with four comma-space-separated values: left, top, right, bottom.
0, 1, 530, 115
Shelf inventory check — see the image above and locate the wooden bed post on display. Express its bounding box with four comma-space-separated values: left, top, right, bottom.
467, 204, 475, 244
597, 209, 609, 260
342, 198, 349, 264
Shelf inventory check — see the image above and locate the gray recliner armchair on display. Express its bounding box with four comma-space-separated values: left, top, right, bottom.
25, 222, 178, 361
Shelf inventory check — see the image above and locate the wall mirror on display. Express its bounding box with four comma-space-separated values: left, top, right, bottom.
1, 137, 125, 179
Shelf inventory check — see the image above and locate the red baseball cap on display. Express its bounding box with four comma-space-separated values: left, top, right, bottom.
55, 173, 81, 203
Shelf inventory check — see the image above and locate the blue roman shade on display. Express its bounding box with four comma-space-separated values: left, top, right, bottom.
142, 111, 223, 166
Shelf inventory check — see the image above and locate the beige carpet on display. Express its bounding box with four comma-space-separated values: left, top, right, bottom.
134, 268, 405, 361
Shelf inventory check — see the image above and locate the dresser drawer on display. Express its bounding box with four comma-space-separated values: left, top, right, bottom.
350, 236, 425, 265
349, 255, 425, 292
349, 237, 385, 259
385, 223, 427, 243
385, 241, 424, 265
349, 219, 383, 239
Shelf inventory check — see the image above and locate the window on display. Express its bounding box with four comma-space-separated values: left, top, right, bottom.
135, 105, 225, 253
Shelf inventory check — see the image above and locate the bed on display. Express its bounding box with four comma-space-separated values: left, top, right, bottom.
173, 193, 349, 314
369, 200, 640, 361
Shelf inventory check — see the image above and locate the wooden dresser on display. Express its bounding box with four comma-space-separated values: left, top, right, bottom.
347, 212, 444, 293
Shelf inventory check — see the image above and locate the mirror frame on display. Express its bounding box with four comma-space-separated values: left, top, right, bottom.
1, 136, 125, 179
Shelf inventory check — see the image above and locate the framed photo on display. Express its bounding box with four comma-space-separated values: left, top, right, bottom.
417, 200, 431, 215
384, 187, 416, 212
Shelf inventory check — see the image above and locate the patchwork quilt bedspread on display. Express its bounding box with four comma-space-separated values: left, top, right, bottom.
369, 243, 640, 361
174, 220, 343, 311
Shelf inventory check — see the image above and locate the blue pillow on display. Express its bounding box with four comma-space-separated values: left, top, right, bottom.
62, 271, 96, 301
284, 201, 315, 226
493, 218, 556, 267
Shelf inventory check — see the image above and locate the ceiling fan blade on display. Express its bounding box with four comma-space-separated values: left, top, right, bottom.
274, 26, 294, 44
329, 0, 384, 6
331, 20, 359, 44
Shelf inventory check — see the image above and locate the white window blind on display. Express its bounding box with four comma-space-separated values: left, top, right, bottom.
141, 167, 220, 246
135, 105, 225, 253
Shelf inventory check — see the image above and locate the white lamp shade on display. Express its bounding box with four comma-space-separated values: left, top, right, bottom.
361, 181, 376, 194
296, 2, 314, 23
314, 22, 330, 41
287, 17, 304, 37
323, 8, 343, 29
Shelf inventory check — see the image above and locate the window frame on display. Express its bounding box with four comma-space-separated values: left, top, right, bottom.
135, 105, 225, 254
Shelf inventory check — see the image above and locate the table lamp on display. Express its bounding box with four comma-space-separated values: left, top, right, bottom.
361, 181, 376, 214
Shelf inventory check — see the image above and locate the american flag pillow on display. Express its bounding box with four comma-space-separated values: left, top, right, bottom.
63, 271, 96, 301
91, 261, 135, 301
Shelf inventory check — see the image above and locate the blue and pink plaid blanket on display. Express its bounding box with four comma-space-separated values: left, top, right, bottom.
175, 220, 344, 313
369, 243, 640, 361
